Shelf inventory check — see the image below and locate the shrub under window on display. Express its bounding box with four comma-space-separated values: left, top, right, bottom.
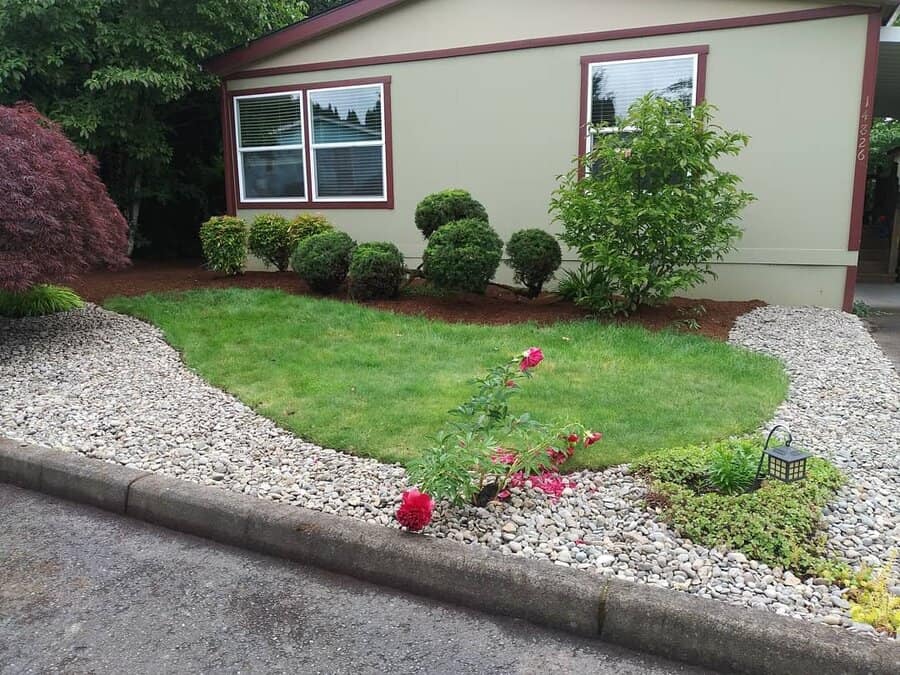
248, 213, 294, 271
291, 230, 356, 293
349, 242, 405, 301
423, 218, 503, 294
551, 96, 754, 316
199, 215, 248, 276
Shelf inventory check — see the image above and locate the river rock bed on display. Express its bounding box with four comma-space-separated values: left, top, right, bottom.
0, 304, 896, 639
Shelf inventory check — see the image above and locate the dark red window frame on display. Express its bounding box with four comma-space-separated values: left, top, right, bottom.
223, 75, 394, 212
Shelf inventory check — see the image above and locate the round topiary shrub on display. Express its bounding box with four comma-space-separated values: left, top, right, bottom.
290, 213, 334, 241
506, 228, 563, 298
199, 215, 248, 276
423, 218, 503, 294
349, 242, 406, 301
248, 213, 293, 271
414, 189, 488, 239
291, 230, 356, 293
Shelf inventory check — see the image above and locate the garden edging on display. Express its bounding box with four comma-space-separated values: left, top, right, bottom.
2, 437, 896, 675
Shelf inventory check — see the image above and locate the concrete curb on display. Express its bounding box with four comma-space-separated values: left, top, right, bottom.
2, 438, 897, 675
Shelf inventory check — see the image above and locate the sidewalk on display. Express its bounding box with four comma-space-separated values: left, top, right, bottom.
856, 283, 900, 370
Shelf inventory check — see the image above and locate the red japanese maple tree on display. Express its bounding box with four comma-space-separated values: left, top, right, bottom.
0, 103, 129, 292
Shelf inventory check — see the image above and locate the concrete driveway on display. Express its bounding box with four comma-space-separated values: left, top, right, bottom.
0, 484, 711, 675
856, 283, 900, 369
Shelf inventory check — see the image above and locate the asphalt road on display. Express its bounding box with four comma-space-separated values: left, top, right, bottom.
0, 484, 713, 675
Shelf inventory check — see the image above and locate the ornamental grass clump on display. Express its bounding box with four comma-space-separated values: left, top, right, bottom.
633, 439, 843, 574
551, 96, 755, 315
401, 347, 601, 529
0, 284, 84, 317
199, 215, 248, 276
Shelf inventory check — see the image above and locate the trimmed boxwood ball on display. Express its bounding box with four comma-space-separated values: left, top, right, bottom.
423, 218, 503, 294
199, 215, 248, 276
506, 228, 563, 298
349, 242, 406, 301
248, 213, 293, 271
414, 189, 488, 238
291, 230, 356, 293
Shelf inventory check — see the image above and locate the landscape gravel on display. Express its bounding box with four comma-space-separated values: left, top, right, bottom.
0, 303, 897, 639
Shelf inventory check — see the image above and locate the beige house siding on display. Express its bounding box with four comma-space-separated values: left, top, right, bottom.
227, 1, 871, 309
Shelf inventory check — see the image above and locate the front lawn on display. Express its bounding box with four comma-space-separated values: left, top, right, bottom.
106, 288, 787, 469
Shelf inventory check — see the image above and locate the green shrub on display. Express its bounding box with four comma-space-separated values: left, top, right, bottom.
414, 189, 488, 239
633, 439, 844, 574
291, 230, 356, 293
349, 242, 405, 301
550, 96, 755, 315
706, 440, 759, 495
0, 284, 84, 317
423, 218, 503, 293
506, 229, 563, 298
199, 215, 248, 276
248, 213, 293, 271
290, 213, 334, 241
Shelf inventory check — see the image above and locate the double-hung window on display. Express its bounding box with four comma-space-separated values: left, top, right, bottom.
232, 80, 389, 206
583, 50, 701, 154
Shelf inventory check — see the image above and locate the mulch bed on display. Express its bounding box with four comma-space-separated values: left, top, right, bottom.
71, 260, 764, 341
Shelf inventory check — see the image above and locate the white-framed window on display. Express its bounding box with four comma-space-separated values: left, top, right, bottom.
234, 91, 307, 202
308, 83, 387, 201
585, 53, 698, 152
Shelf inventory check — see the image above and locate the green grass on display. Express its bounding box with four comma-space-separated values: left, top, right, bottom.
105, 288, 788, 470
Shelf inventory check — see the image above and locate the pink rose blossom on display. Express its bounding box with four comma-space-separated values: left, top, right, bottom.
395, 488, 434, 531
519, 347, 544, 371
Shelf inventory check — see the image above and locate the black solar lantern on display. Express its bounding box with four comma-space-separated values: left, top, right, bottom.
754, 425, 811, 487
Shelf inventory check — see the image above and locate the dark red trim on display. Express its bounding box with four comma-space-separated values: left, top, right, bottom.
576, 45, 709, 174
224, 5, 876, 80
843, 266, 858, 312
848, 11, 881, 252
226, 75, 394, 211
205, 0, 409, 75
220, 82, 237, 216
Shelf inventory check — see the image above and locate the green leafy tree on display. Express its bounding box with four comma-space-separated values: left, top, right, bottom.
551, 95, 754, 315
868, 117, 900, 175
0, 0, 308, 251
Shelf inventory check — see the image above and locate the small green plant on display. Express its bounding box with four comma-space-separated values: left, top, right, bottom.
349, 241, 406, 301
248, 213, 293, 271
407, 348, 597, 506
291, 230, 356, 293
414, 189, 488, 239
848, 552, 899, 636
0, 284, 84, 317
851, 300, 884, 318
633, 439, 844, 574
423, 218, 503, 293
290, 213, 334, 241
706, 440, 758, 495
199, 215, 248, 276
551, 96, 755, 315
505, 229, 563, 298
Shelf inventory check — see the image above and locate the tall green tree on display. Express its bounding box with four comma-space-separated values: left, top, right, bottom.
0, 0, 308, 251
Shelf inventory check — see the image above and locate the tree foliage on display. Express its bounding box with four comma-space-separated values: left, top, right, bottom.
868, 117, 900, 175
552, 96, 754, 315
0, 0, 308, 249
0, 103, 129, 292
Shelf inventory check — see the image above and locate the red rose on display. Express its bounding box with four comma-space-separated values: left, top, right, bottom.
566, 433, 579, 444
547, 447, 568, 466
505, 380, 517, 388
585, 431, 603, 446
395, 488, 434, 532
519, 347, 544, 371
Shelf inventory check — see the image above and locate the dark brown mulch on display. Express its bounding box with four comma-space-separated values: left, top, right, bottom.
70, 260, 764, 341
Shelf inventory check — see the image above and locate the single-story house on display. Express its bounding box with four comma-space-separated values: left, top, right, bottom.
204, 0, 891, 310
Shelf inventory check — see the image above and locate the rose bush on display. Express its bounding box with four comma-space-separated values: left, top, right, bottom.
402, 348, 601, 523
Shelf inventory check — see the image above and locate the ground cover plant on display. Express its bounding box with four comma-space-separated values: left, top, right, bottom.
106, 288, 787, 469
634, 440, 844, 574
